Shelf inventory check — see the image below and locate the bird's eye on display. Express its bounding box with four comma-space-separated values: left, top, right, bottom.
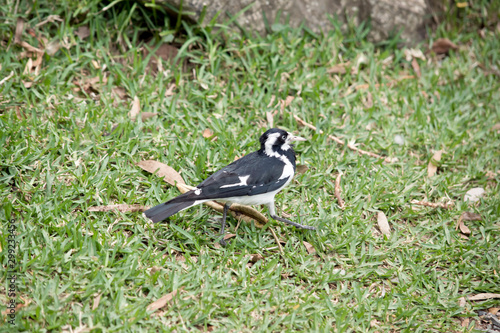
282, 135, 286, 140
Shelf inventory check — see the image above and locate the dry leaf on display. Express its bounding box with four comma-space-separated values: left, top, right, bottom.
334, 172, 345, 209
363, 91, 373, 108
404, 48, 426, 61
266, 111, 274, 128
411, 200, 453, 209
411, 58, 421, 78
464, 187, 485, 203
223, 234, 236, 240
141, 112, 158, 121
456, 215, 471, 235
147, 287, 183, 312
88, 204, 148, 212
432, 38, 458, 55
111, 86, 128, 100
129, 96, 140, 120
165, 83, 176, 97
280, 96, 295, 112
75, 26, 90, 39
23, 58, 33, 75
303, 241, 316, 254
377, 211, 391, 235
427, 150, 442, 177
327, 62, 350, 74
491, 123, 500, 132
45, 40, 61, 56
461, 317, 470, 327
459, 293, 500, 307
137, 160, 185, 186
296, 164, 308, 175
22, 80, 33, 88
15, 18, 24, 44
461, 212, 482, 221
202, 128, 214, 138
488, 308, 500, 315
92, 293, 101, 310
250, 254, 264, 263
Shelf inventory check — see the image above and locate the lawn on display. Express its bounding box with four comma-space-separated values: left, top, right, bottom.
1, 1, 499, 332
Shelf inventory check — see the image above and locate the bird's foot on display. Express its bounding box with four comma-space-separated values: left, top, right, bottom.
271, 215, 316, 230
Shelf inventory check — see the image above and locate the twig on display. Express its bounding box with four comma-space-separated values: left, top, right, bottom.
268, 226, 284, 255
0, 71, 14, 86
334, 172, 345, 209
410, 200, 454, 209
293, 114, 397, 163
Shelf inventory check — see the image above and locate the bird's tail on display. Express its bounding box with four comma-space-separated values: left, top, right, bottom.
143, 191, 206, 223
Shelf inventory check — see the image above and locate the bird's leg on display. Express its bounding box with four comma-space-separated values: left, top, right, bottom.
219, 203, 231, 246
267, 202, 316, 230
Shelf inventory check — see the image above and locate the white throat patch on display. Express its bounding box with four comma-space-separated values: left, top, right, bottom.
263, 133, 294, 181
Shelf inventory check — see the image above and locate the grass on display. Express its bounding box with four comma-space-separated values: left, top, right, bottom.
1, 0, 499, 332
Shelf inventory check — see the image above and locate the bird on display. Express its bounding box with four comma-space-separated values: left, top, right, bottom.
144, 128, 315, 244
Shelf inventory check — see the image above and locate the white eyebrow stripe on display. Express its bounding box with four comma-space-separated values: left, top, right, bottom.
220, 175, 250, 188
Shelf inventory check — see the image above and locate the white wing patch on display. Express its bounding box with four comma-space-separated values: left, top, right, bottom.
220, 175, 250, 188
194, 188, 202, 195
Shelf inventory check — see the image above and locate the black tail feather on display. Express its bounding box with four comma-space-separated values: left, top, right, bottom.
144, 191, 199, 223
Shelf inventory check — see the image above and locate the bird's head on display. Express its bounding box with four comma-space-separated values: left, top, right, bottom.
259, 128, 306, 155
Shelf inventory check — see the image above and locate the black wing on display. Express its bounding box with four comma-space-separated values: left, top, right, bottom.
193, 151, 291, 200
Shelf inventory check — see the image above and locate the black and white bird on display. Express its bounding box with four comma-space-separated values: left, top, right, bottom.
144, 128, 315, 243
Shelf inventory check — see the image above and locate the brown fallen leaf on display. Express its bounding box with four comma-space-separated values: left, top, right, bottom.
165, 83, 176, 97
427, 150, 442, 177
202, 128, 214, 138
455, 211, 482, 235
266, 111, 274, 128
489, 307, 500, 315
137, 160, 185, 186
327, 62, 350, 74
303, 241, 316, 254
75, 25, 90, 39
223, 234, 236, 240
411, 58, 421, 78
377, 211, 391, 236
141, 112, 158, 121
112, 86, 128, 100
491, 123, 500, 132
411, 200, 453, 209
280, 96, 295, 113
461, 212, 482, 221
15, 18, 24, 44
334, 172, 345, 209
363, 91, 373, 109
456, 214, 471, 235
144, 43, 179, 73
459, 293, 500, 307
250, 254, 264, 263
296, 164, 308, 175
88, 204, 148, 213
129, 96, 141, 120
22, 80, 33, 88
432, 38, 458, 55
92, 293, 101, 310
45, 40, 60, 56
147, 287, 184, 312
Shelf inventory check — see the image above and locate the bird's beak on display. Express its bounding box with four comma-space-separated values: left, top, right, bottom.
289, 134, 307, 142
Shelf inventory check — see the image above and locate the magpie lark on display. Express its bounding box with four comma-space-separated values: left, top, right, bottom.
144, 128, 315, 243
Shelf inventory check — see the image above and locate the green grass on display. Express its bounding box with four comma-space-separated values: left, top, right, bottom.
1, 1, 499, 332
